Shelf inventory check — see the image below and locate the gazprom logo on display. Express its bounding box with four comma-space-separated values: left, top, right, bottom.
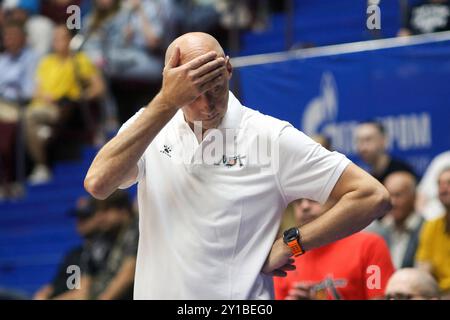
302, 72, 338, 138
301, 72, 432, 155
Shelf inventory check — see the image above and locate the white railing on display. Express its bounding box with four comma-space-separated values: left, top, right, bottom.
231, 31, 450, 68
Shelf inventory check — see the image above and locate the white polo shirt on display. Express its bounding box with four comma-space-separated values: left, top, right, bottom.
118, 91, 351, 300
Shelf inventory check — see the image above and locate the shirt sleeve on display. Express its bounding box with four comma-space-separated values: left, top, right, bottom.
362, 234, 395, 299
417, 152, 450, 198
117, 108, 147, 188
276, 126, 351, 205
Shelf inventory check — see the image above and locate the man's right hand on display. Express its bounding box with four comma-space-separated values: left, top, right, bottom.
159, 46, 226, 109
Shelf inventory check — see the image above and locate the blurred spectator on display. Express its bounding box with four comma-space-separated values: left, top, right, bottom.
0, 20, 37, 106
355, 121, 417, 183
367, 172, 424, 269
105, 0, 170, 80
176, 0, 270, 48
81, 0, 173, 80
80, 0, 176, 125
25, 24, 105, 185
417, 150, 450, 220
176, 0, 224, 40
33, 196, 100, 300
77, 0, 121, 70
274, 198, 394, 300
2, 0, 54, 55
0, 20, 38, 198
385, 268, 440, 300
398, 0, 450, 37
41, 0, 87, 25
74, 190, 138, 300
415, 166, 450, 296
0, 6, 4, 50
215, 0, 269, 32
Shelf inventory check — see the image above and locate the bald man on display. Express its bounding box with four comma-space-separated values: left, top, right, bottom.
385, 268, 440, 300
381, 172, 424, 269
84, 32, 391, 299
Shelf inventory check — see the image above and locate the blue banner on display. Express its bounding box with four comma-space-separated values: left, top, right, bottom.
237, 36, 450, 176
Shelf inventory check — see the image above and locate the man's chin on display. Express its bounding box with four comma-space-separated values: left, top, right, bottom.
201, 117, 223, 130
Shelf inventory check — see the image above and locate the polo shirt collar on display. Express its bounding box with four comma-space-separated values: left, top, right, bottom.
218, 90, 244, 130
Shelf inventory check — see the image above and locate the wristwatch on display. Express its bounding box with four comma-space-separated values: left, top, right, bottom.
283, 227, 305, 257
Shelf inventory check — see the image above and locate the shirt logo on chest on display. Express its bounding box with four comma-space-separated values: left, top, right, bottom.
214, 154, 246, 167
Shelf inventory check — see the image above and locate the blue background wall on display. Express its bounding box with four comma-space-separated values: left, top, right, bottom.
238, 36, 450, 176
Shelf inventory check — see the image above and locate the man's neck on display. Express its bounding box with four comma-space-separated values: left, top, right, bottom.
393, 211, 414, 231
394, 218, 407, 231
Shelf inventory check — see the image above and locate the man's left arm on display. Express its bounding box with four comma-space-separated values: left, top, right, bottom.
263, 164, 391, 274
300, 164, 391, 249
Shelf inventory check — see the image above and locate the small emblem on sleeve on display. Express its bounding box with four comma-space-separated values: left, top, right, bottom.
160, 144, 172, 158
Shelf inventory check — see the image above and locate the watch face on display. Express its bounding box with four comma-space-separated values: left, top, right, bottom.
284, 228, 299, 242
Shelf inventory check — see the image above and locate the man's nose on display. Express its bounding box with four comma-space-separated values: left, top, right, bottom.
197, 94, 215, 113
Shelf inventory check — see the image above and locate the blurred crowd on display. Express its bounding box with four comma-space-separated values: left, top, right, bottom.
398, 0, 450, 37
0, 0, 449, 300
1, 0, 449, 198
276, 123, 450, 300
33, 190, 139, 300
29, 120, 450, 300
0, 0, 276, 198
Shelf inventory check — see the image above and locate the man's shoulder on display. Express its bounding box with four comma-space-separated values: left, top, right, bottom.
240, 105, 292, 137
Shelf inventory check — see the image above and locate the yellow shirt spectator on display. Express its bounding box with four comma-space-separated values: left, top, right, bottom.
416, 215, 450, 292
32, 52, 97, 106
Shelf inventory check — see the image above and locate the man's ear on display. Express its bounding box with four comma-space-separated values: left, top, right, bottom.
226, 55, 233, 80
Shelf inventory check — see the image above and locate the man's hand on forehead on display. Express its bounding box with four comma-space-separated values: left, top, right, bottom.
184, 51, 223, 69
159, 46, 227, 109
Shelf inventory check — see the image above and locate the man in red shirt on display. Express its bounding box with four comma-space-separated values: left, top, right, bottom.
274, 199, 395, 300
